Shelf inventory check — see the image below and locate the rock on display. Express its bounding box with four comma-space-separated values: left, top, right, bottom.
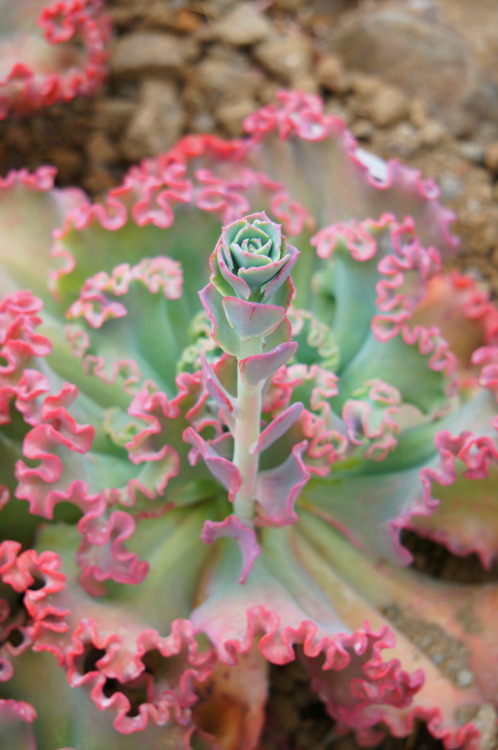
439, 175, 463, 202
383, 123, 421, 158
327, 6, 476, 117
324, 101, 351, 125
122, 80, 184, 161
485, 142, 498, 173
316, 55, 349, 93
142, 7, 203, 33
112, 32, 198, 77
459, 141, 485, 164
193, 46, 265, 105
409, 98, 429, 128
365, 84, 409, 128
216, 99, 257, 136
272, 0, 305, 9
419, 120, 446, 146
188, 110, 217, 134
210, 2, 273, 45
86, 132, 120, 164
464, 81, 498, 129
350, 73, 381, 98
291, 75, 319, 94
254, 30, 313, 84
350, 119, 374, 140
95, 98, 135, 137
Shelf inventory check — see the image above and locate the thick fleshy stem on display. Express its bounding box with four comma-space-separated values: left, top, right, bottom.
232, 338, 264, 522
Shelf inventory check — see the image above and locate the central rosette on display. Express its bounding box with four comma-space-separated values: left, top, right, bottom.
214, 212, 299, 302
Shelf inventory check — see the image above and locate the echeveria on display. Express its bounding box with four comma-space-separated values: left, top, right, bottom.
0, 0, 110, 119
211, 211, 299, 302
0, 91, 497, 750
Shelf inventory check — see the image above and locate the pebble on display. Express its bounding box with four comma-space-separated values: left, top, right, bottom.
484, 142, 498, 172
142, 7, 202, 33
383, 122, 420, 157
327, 5, 476, 118
272, 0, 306, 8
254, 30, 313, 83
86, 132, 120, 164
112, 32, 198, 76
216, 98, 257, 136
365, 84, 409, 127
95, 98, 135, 137
439, 175, 463, 202
324, 101, 351, 125
291, 76, 319, 94
210, 2, 273, 46
409, 97, 429, 127
194, 46, 265, 105
189, 110, 217, 134
350, 119, 374, 140
350, 73, 381, 98
122, 80, 184, 160
419, 120, 446, 146
459, 141, 485, 164
316, 55, 349, 93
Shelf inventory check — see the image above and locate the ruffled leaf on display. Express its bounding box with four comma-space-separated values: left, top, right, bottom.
0, 0, 111, 119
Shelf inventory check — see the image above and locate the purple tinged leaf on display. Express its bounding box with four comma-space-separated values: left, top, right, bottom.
239, 342, 298, 386
218, 252, 252, 299
263, 315, 293, 351
199, 283, 239, 356
238, 255, 289, 290
200, 352, 240, 418
183, 427, 241, 501
250, 403, 304, 455
261, 244, 299, 302
222, 296, 285, 340
268, 276, 294, 311
256, 441, 310, 526
201, 515, 261, 584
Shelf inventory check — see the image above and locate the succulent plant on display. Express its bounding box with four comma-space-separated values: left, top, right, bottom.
0, 0, 110, 119
0, 91, 497, 750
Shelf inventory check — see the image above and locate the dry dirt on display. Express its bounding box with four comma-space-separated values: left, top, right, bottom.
1, 1, 497, 749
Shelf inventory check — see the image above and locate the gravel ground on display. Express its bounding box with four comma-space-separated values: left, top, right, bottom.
1, 1, 498, 748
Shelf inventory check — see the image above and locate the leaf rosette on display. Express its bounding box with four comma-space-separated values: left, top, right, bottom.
0, 93, 498, 750
211, 211, 298, 302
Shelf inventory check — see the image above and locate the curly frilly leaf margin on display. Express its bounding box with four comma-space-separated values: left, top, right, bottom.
0, 0, 111, 119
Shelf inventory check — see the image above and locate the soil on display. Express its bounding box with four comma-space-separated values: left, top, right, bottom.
1, 1, 497, 749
